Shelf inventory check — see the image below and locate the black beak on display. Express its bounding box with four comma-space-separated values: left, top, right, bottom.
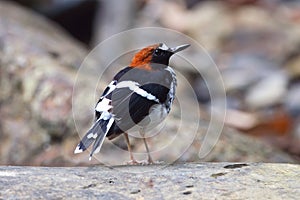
170, 44, 190, 53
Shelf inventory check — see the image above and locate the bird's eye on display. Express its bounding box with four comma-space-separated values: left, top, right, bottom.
154, 49, 163, 56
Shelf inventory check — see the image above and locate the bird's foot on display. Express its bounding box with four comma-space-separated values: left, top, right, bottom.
125, 159, 142, 165
125, 159, 154, 165
125, 155, 164, 165
145, 160, 164, 165
126, 159, 164, 165
125, 159, 150, 165
141, 159, 164, 165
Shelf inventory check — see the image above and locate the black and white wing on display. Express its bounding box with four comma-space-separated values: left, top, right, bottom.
74, 67, 131, 159
109, 67, 174, 133
74, 66, 176, 159
74, 82, 116, 160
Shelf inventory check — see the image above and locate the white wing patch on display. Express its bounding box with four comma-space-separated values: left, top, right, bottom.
100, 111, 112, 120
103, 80, 117, 96
95, 81, 116, 113
115, 80, 138, 90
95, 98, 112, 112
116, 80, 160, 103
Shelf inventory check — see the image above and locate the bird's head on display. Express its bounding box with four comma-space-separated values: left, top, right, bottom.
130, 43, 190, 70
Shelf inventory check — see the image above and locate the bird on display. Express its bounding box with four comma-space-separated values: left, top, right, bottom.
74, 43, 190, 164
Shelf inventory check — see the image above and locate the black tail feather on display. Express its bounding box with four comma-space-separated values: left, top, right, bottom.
74, 117, 114, 159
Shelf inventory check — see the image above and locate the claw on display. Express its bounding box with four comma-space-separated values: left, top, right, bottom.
126, 159, 140, 165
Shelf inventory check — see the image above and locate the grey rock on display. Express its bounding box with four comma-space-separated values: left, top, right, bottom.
0, 163, 299, 199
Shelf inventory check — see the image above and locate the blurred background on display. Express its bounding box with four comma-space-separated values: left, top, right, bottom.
0, 0, 299, 166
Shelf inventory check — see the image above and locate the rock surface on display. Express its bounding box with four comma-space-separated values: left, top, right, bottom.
0, 163, 299, 199
0, 0, 298, 166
